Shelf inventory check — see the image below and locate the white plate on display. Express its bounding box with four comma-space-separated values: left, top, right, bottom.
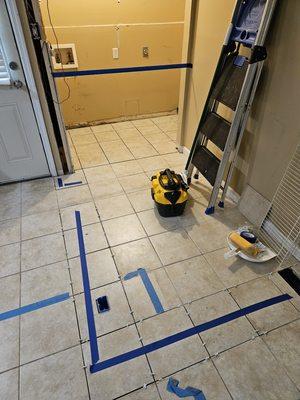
227, 234, 277, 263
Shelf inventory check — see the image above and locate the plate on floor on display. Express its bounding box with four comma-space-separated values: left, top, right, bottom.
227, 234, 277, 263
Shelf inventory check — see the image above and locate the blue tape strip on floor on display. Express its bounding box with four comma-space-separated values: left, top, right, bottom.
75, 210, 100, 365
0, 292, 70, 321
57, 177, 63, 188
90, 293, 291, 373
64, 181, 83, 187
52, 63, 193, 78
167, 378, 206, 400
124, 268, 164, 314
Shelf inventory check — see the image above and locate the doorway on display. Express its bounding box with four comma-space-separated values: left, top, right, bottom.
0, 0, 50, 183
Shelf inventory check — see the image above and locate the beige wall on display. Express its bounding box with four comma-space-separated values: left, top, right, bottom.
39, 0, 185, 126
181, 0, 300, 201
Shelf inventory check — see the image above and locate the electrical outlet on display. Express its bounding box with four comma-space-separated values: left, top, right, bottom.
143, 46, 149, 57
112, 48, 119, 59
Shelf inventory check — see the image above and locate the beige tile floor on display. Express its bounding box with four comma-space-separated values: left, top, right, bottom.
0, 115, 299, 399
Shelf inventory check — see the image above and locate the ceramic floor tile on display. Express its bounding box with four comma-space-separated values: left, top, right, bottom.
103, 214, 146, 246
64, 222, 108, 258
124, 268, 180, 321
84, 326, 153, 400
188, 291, 255, 355
117, 127, 143, 141
165, 130, 177, 141
177, 197, 207, 228
119, 172, 150, 193
204, 248, 279, 288
21, 261, 70, 305
21, 232, 66, 271
20, 299, 78, 364
150, 229, 200, 266
127, 189, 155, 212
94, 130, 120, 142
60, 201, 99, 231
130, 144, 158, 159
57, 185, 92, 208
83, 165, 116, 183
112, 238, 162, 276
230, 277, 299, 332
69, 126, 92, 135
91, 123, 114, 133
21, 210, 61, 240
76, 281, 133, 338
138, 209, 179, 236
0, 319, 19, 372
263, 320, 300, 389
0, 218, 20, 246
138, 307, 207, 378
0, 182, 21, 200
96, 194, 134, 221
76, 143, 108, 167
0, 369, 18, 400
144, 132, 171, 145
112, 121, 135, 132
214, 338, 299, 400
137, 155, 170, 172
20, 346, 88, 400
22, 177, 55, 194
69, 248, 119, 294
138, 125, 162, 135
152, 141, 177, 155
71, 133, 97, 146
163, 152, 186, 167
0, 198, 21, 222
132, 118, 156, 128
0, 274, 20, 312
89, 178, 124, 199
157, 360, 231, 400
22, 190, 58, 216
165, 256, 224, 303
0, 242, 20, 278
111, 160, 143, 177
101, 141, 134, 163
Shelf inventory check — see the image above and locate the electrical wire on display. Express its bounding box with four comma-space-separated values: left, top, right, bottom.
46, 0, 71, 104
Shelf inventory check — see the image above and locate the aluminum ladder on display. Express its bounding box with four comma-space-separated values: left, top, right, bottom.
183, 0, 278, 215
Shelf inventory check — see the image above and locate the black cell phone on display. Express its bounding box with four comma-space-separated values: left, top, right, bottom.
96, 296, 110, 313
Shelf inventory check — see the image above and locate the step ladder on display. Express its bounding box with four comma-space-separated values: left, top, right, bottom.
183, 0, 278, 215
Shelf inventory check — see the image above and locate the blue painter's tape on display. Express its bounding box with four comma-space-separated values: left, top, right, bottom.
52, 63, 193, 78
64, 181, 83, 187
124, 268, 164, 314
57, 177, 63, 188
167, 378, 206, 399
75, 211, 100, 365
90, 293, 291, 373
0, 292, 69, 321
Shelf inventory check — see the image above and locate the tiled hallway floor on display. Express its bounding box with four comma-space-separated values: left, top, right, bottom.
0, 115, 299, 399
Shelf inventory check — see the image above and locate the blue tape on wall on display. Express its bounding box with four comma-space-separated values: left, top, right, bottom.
52, 63, 193, 78
167, 378, 206, 400
90, 293, 291, 373
75, 210, 100, 365
124, 268, 164, 314
0, 292, 70, 321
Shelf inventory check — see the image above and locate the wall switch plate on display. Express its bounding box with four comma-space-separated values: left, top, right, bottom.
112, 47, 119, 59
143, 46, 149, 57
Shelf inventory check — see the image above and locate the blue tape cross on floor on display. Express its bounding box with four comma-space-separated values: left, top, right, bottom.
167, 378, 206, 400
124, 268, 164, 314
57, 177, 83, 189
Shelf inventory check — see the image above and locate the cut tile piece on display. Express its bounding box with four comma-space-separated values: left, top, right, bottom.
263, 320, 300, 389
128, 189, 155, 212
21, 232, 66, 271
112, 238, 162, 276
83, 165, 115, 183
0, 242, 20, 278
138, 208, 179, 236
157, 360, 231, 400
123, 268, 180, 321
69, 249, 118, 294
69, 126, 92, 135
76, 281, 132, 338
139, 307, 207, 378
120, 172, 150, 193
112, 160, 143, 177
187, 291, 255, 355
21, 210, 61, 240
20, 299, 78, 364
57, 185, 92, 208
214, 338, 299, 400
96, 194, 134, 221
89, 178, 124, 200
230, 277, 299, 332
60, 202, 99, 231
21, 261, 70, 305
103, 214, 146, 246
20, 346, 88, 400
150, 229, 200, 266
64, 222, 108, 258
166, 256, 224, 303
0, 218, 20, 246
84, 326, 153, 400
0, 369, 18, 400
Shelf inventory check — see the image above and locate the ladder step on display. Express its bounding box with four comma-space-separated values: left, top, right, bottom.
201, 112, 231, 151
211, 54, 249, 111
191, 145, 220, 187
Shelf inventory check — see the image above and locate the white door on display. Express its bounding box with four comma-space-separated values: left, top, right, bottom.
0, 0, 49, 183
